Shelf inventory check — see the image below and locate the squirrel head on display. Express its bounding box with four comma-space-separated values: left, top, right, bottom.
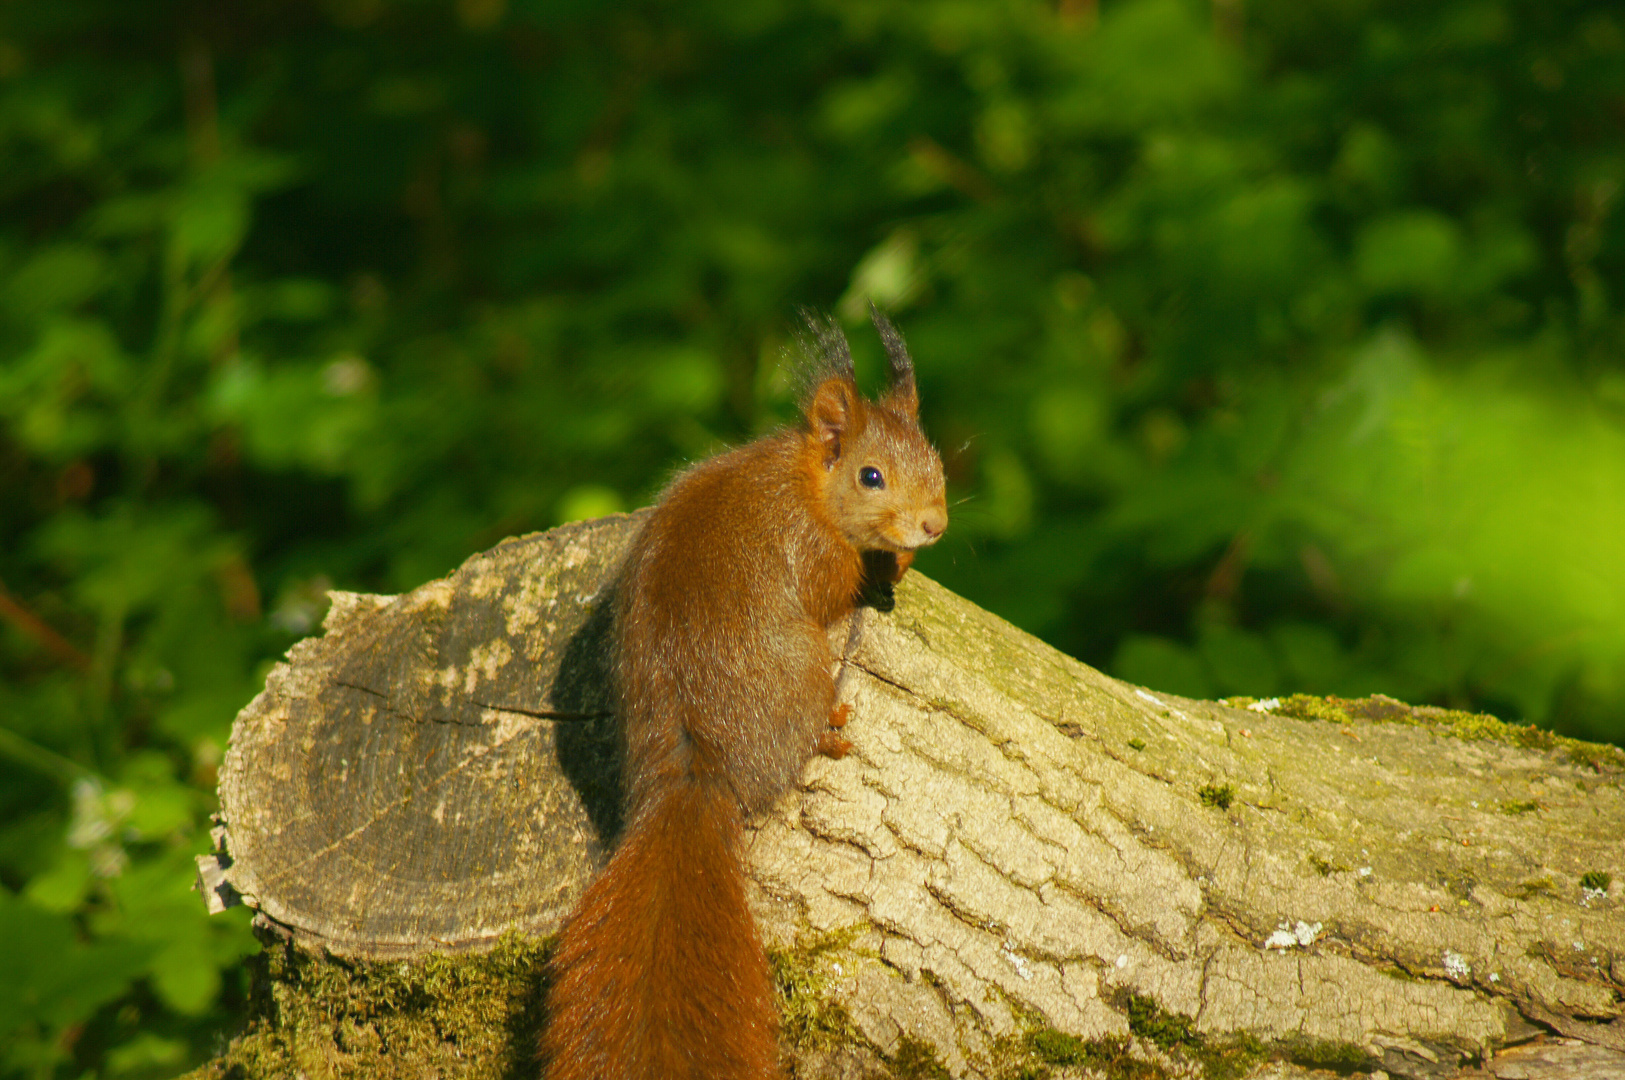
800, 309, 948, 554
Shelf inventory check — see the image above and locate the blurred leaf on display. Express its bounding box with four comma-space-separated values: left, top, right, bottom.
0, 317, 130, 457
1028, 384, 1106, 480
0, 889, 152, 1057
1197, 620, 1280, 697
975, 447, 1036, 540
839, 230, 923, 318
21, 847, 92, 913
96, 849, 256, 1017
149, 933, 219, 1017
1331, 123, 1404, 203
36, 502, 225, 617
5, 243, 108, 316
245, 278, 337, 323
206, 358, 380, 473
1268, 622, 1347, 689
975, 100, 1034, 174
642, 347, 725, 414
169, 183, 251, 269
120, 753, 196, 841
556, 484, 625, 524
1354, 210, 1464, 296
818, 69, 915, 140
103, 1034, 186, 1076
1053, 0, 1238, 132
1112, 636, 1213, 700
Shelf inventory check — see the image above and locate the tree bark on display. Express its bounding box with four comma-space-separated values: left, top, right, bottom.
192, 514, 1625, 1080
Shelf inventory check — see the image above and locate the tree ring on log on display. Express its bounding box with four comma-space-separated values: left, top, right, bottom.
207, 515, 647, 958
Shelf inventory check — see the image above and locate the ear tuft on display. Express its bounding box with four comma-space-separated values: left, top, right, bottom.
869, 303, 918, 416
792, 309, 855, 405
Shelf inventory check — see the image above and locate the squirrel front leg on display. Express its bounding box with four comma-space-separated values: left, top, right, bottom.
817, 703, 854, 758
818, 702, 854, 759
817, 729, 853, 759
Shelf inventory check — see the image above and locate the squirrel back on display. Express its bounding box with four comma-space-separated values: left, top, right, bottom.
541, 310, 947, 1080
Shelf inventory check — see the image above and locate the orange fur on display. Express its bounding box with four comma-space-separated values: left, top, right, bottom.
540, 783, 775, 1079
541, 314, 946, 1080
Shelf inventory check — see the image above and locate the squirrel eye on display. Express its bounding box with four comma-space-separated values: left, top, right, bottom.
859, 466, 885, 490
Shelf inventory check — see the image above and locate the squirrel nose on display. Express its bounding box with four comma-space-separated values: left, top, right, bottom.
919, 507, 947, 541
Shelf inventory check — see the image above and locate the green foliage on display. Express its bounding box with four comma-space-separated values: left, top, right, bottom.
1197, 783, 1236, 810
1, 0, 1622, 1074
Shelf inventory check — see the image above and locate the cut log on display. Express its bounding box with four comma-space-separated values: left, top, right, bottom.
192, 514, 1625, 1080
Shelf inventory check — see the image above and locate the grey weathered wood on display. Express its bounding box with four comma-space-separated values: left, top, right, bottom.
196, 514, 1625, 1080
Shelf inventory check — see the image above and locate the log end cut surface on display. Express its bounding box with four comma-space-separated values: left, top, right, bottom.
210, 515, 644, 958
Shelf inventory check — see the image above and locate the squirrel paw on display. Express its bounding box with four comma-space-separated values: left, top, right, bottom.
817, 731, 854, 760
829, 703, 853, 729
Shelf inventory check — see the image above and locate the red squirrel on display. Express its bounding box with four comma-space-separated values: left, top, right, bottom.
540, 309, 948, 1080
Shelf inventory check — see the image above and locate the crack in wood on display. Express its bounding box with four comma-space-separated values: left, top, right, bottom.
467, 700, 613, 722
327, 680, 612, 724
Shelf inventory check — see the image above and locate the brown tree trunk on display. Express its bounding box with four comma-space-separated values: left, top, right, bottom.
190, 515, 1625, 1080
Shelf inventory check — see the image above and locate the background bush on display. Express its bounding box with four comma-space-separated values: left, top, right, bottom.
0, 0, 1621, 1074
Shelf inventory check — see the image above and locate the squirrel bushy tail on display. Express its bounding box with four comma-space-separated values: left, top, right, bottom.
540, 775, 778, 1080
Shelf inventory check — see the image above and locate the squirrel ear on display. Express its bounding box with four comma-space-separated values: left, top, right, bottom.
808, 377, 860, 465
869, 303, 918, 417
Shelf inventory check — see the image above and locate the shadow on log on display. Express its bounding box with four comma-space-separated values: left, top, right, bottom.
189, 515, 1625, 1080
